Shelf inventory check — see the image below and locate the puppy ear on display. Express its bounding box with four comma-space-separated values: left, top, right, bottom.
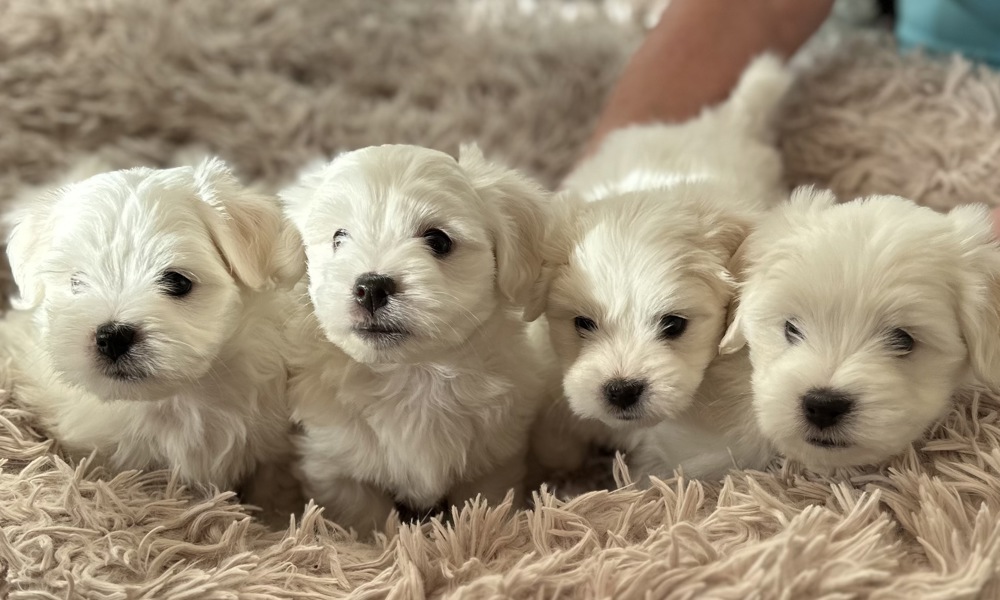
949, 204, 1000, 392
718, 307, 747, 355
278, 158, 329, 235
705, 210, 755, 269
7, 190, 62, 309
458, 143, 549, 307
700, 203, 756, 355
6, 156, 117, 309
522, 265, 553, 323
718, 237, 752, 355
719, 187, 839, 355
194, 157, 305, 290
521, 190, 580, 322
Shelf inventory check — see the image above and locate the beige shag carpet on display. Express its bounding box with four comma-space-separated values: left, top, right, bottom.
3, 1, 1000, 597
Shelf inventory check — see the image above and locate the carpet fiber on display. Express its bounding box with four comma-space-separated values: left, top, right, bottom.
3, 1, 1000, 598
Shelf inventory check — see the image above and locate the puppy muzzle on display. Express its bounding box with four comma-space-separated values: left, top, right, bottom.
94, 321, 150, 381
800, 387, 857, 449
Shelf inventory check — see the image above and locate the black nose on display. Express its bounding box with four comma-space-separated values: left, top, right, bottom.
603, 378, 646, 409
354, 273, 396, 315
801, 388, 855, 430
95, 323, 137, 361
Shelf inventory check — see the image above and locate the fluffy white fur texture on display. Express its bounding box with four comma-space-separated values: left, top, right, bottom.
281, 143, 554, 536
526, 54, 792, 483
721, 187, 1000, 469
0, 158, 304, 493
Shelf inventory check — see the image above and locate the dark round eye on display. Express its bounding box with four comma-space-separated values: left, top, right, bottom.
159, 271, 193, 297
887, 328, 914, 354
70, 275, 85, 294
784, 320, 803, 344
333, 229, 349, 250
574, 316, 597, 335
659, 315, 688, 340
423, 228, 452, 256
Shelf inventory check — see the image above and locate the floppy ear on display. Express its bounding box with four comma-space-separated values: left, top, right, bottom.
718, 236, 752, 355
278, 158, 329, 235
705, 210, 755, 266
7, 190, 62, 309
458, 143, 549, 307
707, 211, 755, 351
521, 190, 580, 322
194, 157, 305, 290
949, 204, 1000, 392
522, 265, 553, 323
6, 155, 117, 309
719, 186, 837, 355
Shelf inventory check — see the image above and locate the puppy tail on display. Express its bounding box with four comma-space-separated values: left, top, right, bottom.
722, 53, 794, 143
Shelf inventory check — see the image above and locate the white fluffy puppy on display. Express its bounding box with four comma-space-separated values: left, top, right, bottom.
721, 187, 1000, 469
282, 143, 550, 535
1, 158, 304, 492
527, 54, 792, 482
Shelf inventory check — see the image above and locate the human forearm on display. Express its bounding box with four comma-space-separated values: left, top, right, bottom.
582, 0, 834, 157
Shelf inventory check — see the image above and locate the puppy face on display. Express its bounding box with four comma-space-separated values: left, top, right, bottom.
722, 189, 1000, 468
528, 189, 752, 428
7, 159, 303, 400
282, 144, 546, 364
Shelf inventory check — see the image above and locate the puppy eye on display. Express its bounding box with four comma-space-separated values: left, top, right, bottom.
784, 320, 803, 344
887, 328, 915, 354
659, 314, 688, 340
70, 275, 86, 295
423, 228, 452, 256
333, 229, 349, 250
574, 316, 597, 336
159, 271, 193, 298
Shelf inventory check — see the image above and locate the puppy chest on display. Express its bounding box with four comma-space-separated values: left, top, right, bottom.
316, 410, 486, 506
329, 371, 529, 506
362, 418, 472, 506
113, 400, 257, 486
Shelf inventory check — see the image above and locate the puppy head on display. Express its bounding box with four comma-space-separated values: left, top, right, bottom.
7, 158, 303, 400
722, 187, 1000, 468
529, 185, 753, 428
281, 143, 547, 364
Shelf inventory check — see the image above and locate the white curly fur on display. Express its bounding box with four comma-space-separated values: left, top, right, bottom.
721, 187, 1000, 469
1, 158, 304, 493
281, 143, 553, 535
528, 54, 792, 482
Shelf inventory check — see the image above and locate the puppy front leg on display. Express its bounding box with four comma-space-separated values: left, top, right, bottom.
630, 445, 743, 485
449, 451, 527, 513
305, 476, 395, 538
529, 398, 594, 476
239, 458, 305, 529
529, 399, 623, 476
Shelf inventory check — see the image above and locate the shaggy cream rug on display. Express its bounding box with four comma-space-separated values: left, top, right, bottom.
3, 0, 1000, 598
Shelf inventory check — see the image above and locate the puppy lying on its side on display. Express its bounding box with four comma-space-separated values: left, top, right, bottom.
721, 187, 1000, 469
281, 143, 551, 536
1, 158, 303, 493
527, 54, 792, 484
